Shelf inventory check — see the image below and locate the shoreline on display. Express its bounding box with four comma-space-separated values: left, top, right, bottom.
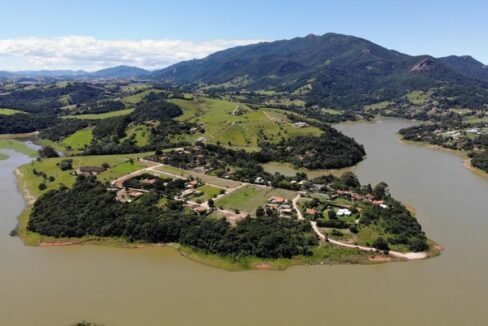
12, 143, 439, 272
397, 134, 488, 180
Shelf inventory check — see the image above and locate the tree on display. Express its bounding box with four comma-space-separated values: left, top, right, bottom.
38, 146, 59, 158
328, 210, 337, 220
340, 172, 360, 189
373, 182, 389, 199
256, 206, 265, 217
38, 183, 47, 191
373, 237, 389, 251
208, 199, 215, 208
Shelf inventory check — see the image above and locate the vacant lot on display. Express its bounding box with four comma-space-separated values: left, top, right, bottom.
18, 152, 150, 199
65, 108, 134, 120
62, 128, 93, 150
215, 185, 296, 213
169, 97, 322, 151
155, 165, 242, 189
0, 108, 26, 115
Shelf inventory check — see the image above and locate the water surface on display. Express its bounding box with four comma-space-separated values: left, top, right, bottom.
1, 120, 487, 326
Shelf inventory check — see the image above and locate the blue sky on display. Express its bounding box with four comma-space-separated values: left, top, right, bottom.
0, 0, 487, 70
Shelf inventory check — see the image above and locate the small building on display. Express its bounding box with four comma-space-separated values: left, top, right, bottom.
305, 208, 318, 216
268, 196, 286, 204
254, 176, 265, 184
293, 122, 309, 128
337, 208, 352, 216
142, 178, 157, 185
195, 137, 208, 144
77, 166, 106, 176
194, 206, 208, 214
181, 189, 196, 198
190, 127, 199, 134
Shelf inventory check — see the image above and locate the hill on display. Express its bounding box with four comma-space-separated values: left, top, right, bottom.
438, 55, 488, 82
89, 65, 150, 79
152, 33, 488, 109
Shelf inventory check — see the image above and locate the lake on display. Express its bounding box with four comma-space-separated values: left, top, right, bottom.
1, 119, 487, 325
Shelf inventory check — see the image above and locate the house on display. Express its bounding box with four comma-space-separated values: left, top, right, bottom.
293, 121, 309, 128
142, 178, 157, 185
254, 176, 265, 184
305, 208, 318, 216
279, 208, 293, 216
127, 190, 145, 198
181, 189, 196, 198
337, 208, 352, 216
268, 196, 286, 204
195, 137, 208, 144
77, 166, 106, 176
194, 206, 208, 214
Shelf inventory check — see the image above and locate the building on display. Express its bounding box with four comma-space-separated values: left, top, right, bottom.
268, 196, 286, 204
195, 137, 208, 144
293, 122, 309, 128
337, 208, 352, 216
305, 208, 318, 216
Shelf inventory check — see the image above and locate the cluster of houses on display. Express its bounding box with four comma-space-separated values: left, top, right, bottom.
264, 196, 295, 217
335, 190, 388, 208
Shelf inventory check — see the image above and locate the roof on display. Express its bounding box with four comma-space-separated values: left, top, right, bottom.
305, 208, 318, 215
269, 196, 285, 203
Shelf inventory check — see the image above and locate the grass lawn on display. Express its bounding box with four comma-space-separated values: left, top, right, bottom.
262, 161, 351, 178
169, 97, 322, 151
0, 139, 37, 157
0, 108, 26, 115
215, 185, 296, 213
17, 152, 151, 199
155, 165, 242, 188
62, 128, 93, 150
65, 108, 134, 120
195, 184, 223, 201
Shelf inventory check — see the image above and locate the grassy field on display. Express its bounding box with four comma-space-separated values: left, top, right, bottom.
179, 242, 374, 271
62, 128, 93, 150
262, 161, 352, 178
121, 124, 150, 147
122, 89, 164, 105
215, 185, 296, 213
17, 152, 150, 199
155, 165, 242, 188
407, 91, 430, 105
0, 139, 37, 157
195, 184, 223, 201
65, 108, 134, 120
169, 97, 322, 151
0, 108, 26, 115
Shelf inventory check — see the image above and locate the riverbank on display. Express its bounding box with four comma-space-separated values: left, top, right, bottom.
12, 136, 438, 272
397, 135, 488, 180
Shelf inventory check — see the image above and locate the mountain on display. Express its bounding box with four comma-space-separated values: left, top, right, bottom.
438, 55, 488, 82
89, 65, 150, 79
0, 65, 150, 80
152, 33, 488, 108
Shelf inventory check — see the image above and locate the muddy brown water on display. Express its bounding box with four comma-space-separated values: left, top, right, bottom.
1, 119, 487, 326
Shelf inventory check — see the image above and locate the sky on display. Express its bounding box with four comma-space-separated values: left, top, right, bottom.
0, 0, 487, 71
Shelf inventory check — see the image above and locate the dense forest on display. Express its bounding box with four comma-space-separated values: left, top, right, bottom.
259, 127, 366, 169
28, 176, 316, 259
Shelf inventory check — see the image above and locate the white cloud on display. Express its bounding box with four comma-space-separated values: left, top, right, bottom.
0, 36, 264, 71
